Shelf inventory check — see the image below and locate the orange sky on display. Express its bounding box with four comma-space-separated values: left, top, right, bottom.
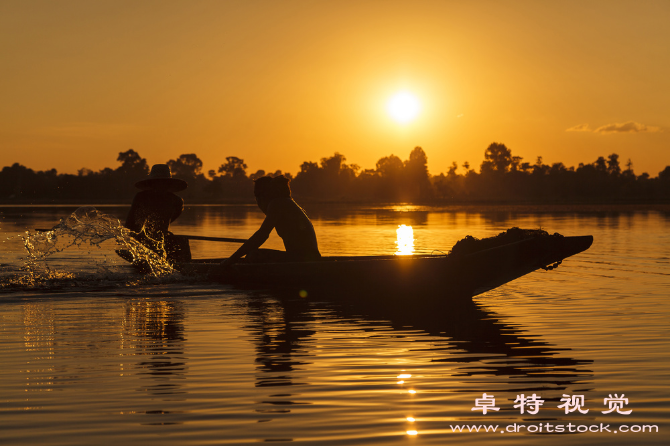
1, 0, 669, 177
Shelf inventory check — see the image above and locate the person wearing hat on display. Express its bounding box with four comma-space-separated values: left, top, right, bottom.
124, 164, 191, 263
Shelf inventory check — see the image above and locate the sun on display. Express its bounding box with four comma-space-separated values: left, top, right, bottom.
386, 91, 421, 124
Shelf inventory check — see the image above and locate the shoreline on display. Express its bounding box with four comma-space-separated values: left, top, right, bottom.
1, 201, 668, 213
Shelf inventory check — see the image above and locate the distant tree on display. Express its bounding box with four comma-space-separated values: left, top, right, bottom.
4, 143, 670, 204
594, 156, 607, 173
116, 149, 149, 178
404, 146, 433, 200
625, 159, 634, 173
300, 161, 319, 174
658, 166, 670, 199
607, 153, 621, 176
533, 156, 549, 175
550, 162, 567, 174
447, 162, 458, 176
433, 160, 467, 200
0, 163, 34, 199
320, 153, 358, 197
167, 154, 203, 180
621, 159, 635, 181
249, 170, 266, 181
375, 154, 404, 200
292, 153, 359, 199
376, 155, 404, 178
217, 156, 248, 178
355, 168, 379, 200
320, 153, 346, 173
481, 142, 512, 173
477, 143, 519, 200
659, 166, 670, 181
166, 154, 206, 200
270, 170, 291, 179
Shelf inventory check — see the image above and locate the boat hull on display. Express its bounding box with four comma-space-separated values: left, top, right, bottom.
175, 235, 593, 301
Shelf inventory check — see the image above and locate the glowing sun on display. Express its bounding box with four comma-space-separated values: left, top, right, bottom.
386, 91, 421, 123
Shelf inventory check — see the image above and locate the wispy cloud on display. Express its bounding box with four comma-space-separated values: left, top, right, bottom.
566, 123, 591, 132
594, 121, 662, 134
567, 121, 662, 134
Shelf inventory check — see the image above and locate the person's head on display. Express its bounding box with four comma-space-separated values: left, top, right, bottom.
135, 164, 187, 192
253, 175, 291, 212
271, 175, 291, 198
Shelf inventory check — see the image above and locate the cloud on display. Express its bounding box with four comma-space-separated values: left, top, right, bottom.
594, 121, 662, 133
566, 121, 663, 134
566, 123, 591, 132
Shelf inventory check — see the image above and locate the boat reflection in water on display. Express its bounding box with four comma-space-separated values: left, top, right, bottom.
242, 289, 594, 439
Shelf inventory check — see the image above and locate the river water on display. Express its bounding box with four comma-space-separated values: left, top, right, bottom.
0, 204, 668, 445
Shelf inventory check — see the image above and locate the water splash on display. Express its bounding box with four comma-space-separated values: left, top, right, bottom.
12, 206, 175, 288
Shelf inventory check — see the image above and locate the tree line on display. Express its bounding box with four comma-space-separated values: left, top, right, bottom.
1, 143, 669, 204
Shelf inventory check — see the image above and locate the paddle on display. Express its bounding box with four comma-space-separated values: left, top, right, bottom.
180, 235, 246, 243
34, 228, 246, 244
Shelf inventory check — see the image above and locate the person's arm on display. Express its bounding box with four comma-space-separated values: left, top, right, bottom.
124, 194, 142, 232
222, 214, 276, 266
170, 195, 184, 223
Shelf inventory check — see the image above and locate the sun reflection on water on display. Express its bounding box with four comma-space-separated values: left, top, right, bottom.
395, 225, 415, 255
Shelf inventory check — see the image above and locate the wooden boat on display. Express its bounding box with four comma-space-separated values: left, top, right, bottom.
170, 230, 593, 302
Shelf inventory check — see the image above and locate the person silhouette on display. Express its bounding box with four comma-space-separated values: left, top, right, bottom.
123, 164, 191, 263
222, 175, 320, 266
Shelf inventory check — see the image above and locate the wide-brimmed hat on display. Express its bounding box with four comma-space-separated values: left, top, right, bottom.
135, 164, 187, 192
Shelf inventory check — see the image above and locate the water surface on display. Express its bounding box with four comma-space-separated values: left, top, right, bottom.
1, 204, 668, 445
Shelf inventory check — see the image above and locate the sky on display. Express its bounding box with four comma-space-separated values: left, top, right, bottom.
1, 0, 669, 177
